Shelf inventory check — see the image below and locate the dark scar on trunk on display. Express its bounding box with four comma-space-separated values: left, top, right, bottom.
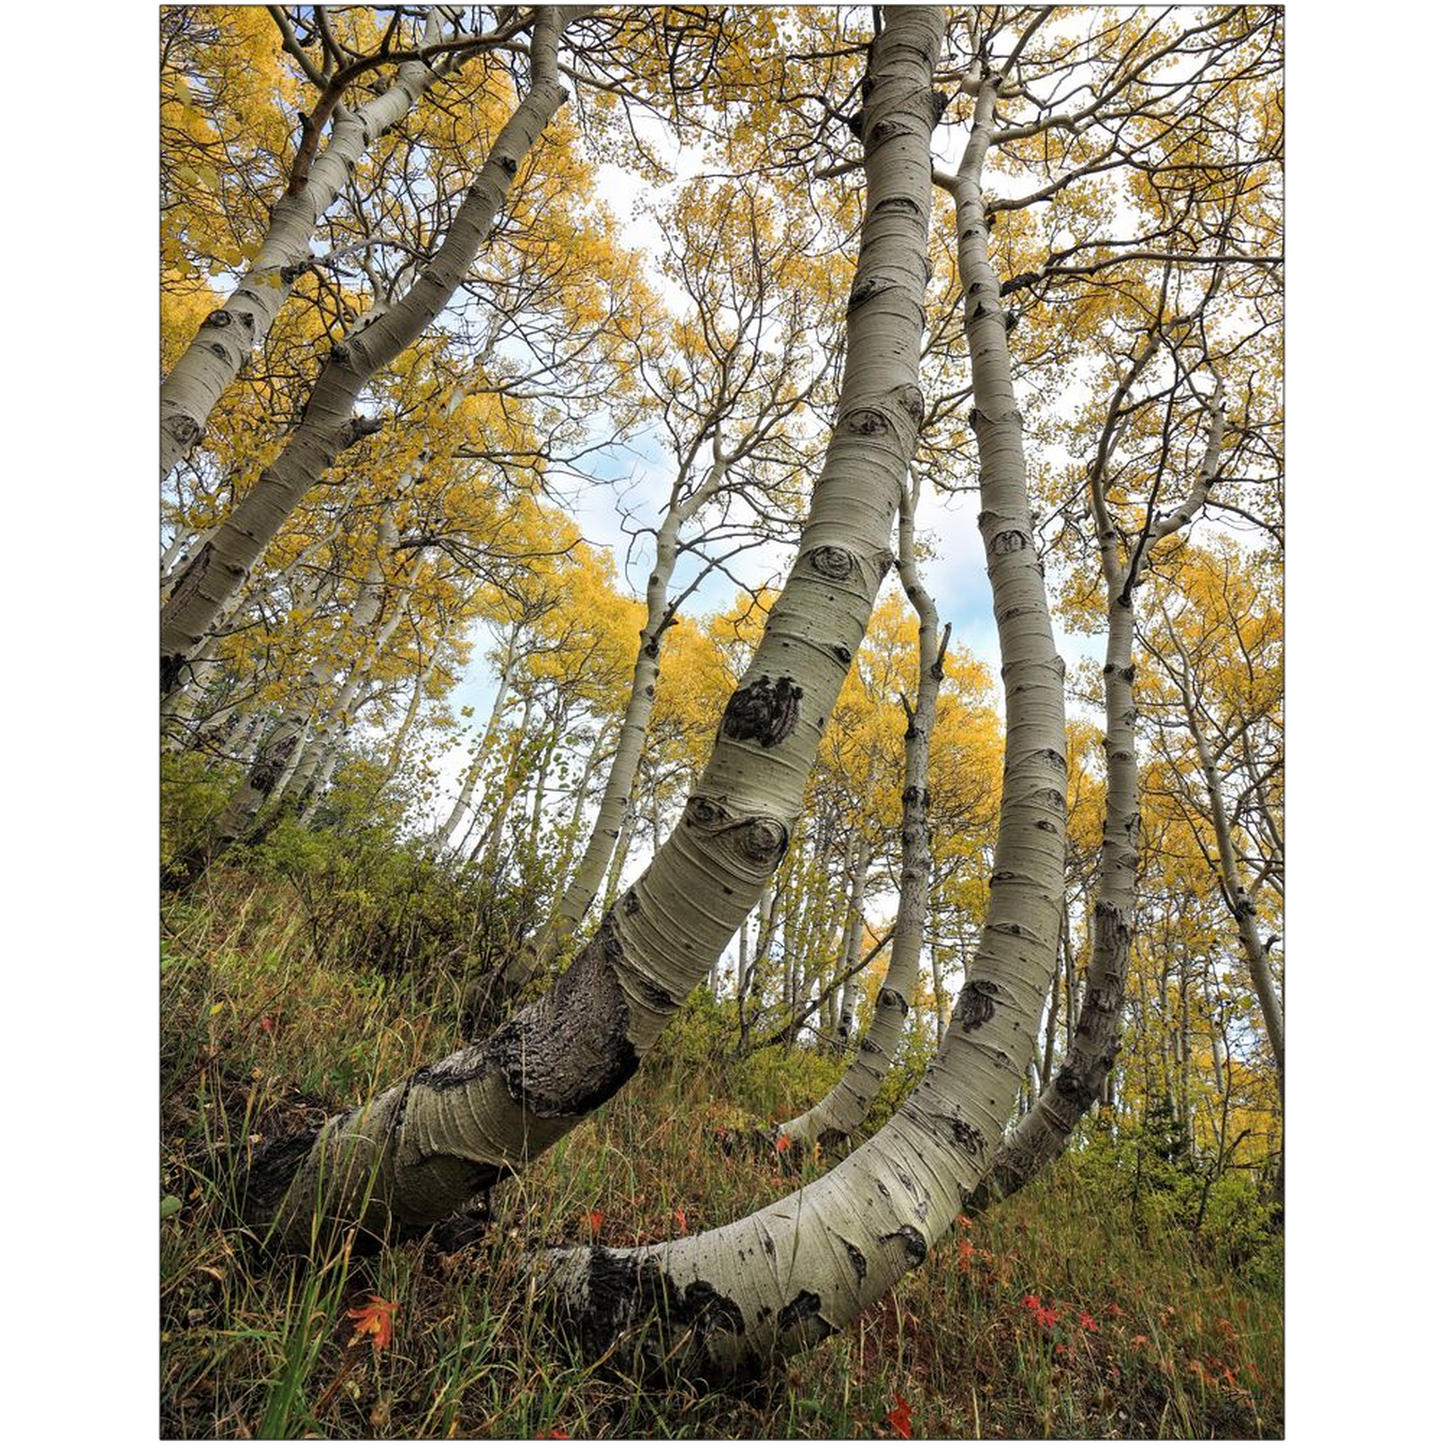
721, 675, 804, 748
954, 979, 1002, 1031
557, 1248, 748, 1383
880, 1225, 928, 1267
415, 914, 639, 1118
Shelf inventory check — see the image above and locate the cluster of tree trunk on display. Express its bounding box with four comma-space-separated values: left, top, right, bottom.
160, 2, 1283, 1385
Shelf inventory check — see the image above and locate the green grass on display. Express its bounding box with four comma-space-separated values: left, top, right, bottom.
161, 875, 1282, 1439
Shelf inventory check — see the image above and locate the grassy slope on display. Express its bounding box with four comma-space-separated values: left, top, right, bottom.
161, 877, 1282, 1440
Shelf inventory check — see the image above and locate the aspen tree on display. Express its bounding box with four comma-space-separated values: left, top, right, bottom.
243, 6, 950, 1251
774, 473, 946, 1150
159, 7, 470, 477
161, 8, 575, 694
981, 291, 1227, 1203
539, 23, 1070, 1379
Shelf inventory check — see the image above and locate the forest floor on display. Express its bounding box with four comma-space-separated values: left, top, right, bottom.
161, 875, 1283, 1440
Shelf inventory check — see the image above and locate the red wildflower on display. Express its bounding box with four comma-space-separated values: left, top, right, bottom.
775, 1134, 792, 1153
259, 1015, 274, 1033
1036, 1306, 1059, 1331
535, 1431, 569, 1439
1079, 1312, 1098, 1333
884, 1392, 913, 1439
956, 1214, 972, 1230
1022, 1294, 1041, 1312
585, 1208, 604, 1234
674, 1207, 687, 1232
346, 1296, 398, 1353
957, 1239, 976, 1268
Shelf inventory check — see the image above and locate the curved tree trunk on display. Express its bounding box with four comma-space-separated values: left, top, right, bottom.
977, 369, 1228, 1205
538, 46, 1068, 1382
161, 10, 571, 695
774, 475, 946, 1150
243, 9, 945, 1251
159, 10, 452, 478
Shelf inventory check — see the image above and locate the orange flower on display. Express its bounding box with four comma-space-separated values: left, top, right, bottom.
674, 1207, 687, 1233
884, 1392, 913, 1439
775, 1134, 792, 1153
346, 1296, 398, 1353
957, 1238, 975, 1268
585, 1208, 604, 1235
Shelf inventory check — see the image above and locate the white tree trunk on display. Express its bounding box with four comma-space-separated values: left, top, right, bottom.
245, 8, 947, 1250
536, 40, 1068, 1382
159, 10, 451, 477
161, 11, 571, 693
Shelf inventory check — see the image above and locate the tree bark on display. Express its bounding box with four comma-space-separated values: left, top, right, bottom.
243, 7, 946, 1251
538, 40, 1068, 1381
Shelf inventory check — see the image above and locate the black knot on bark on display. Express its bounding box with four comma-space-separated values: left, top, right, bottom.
865, 117, 905, 151
809, 545, 855, 580
989, 529, 1029, 556
897, 384, 925, 425
721, 675, 803, 748
685, 797, 722, 827
499, 154, 519, 176
740, 817, 789, 865
954, 978, 1002, 1031
931, 89, 950, 124
950, 1117, 986, 1156
843, 407, 889, 436
877, 986, 909, 1016
879, 1225, 927, 1267
205, 309, 233, 328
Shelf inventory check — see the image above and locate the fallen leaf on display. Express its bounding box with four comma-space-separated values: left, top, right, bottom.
885, 1392, 913, 1439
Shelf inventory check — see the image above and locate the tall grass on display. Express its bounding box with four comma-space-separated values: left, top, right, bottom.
161, 874, 1282, 1439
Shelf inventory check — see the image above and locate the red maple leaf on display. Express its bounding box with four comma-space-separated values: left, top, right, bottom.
884, 1393, 913, 1439
346, 1296, 398, 1353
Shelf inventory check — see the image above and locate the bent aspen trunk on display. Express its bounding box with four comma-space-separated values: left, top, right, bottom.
243, 8, 945, 1251
978, 385, 1229, 1204
538, 48, 1068, 1382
